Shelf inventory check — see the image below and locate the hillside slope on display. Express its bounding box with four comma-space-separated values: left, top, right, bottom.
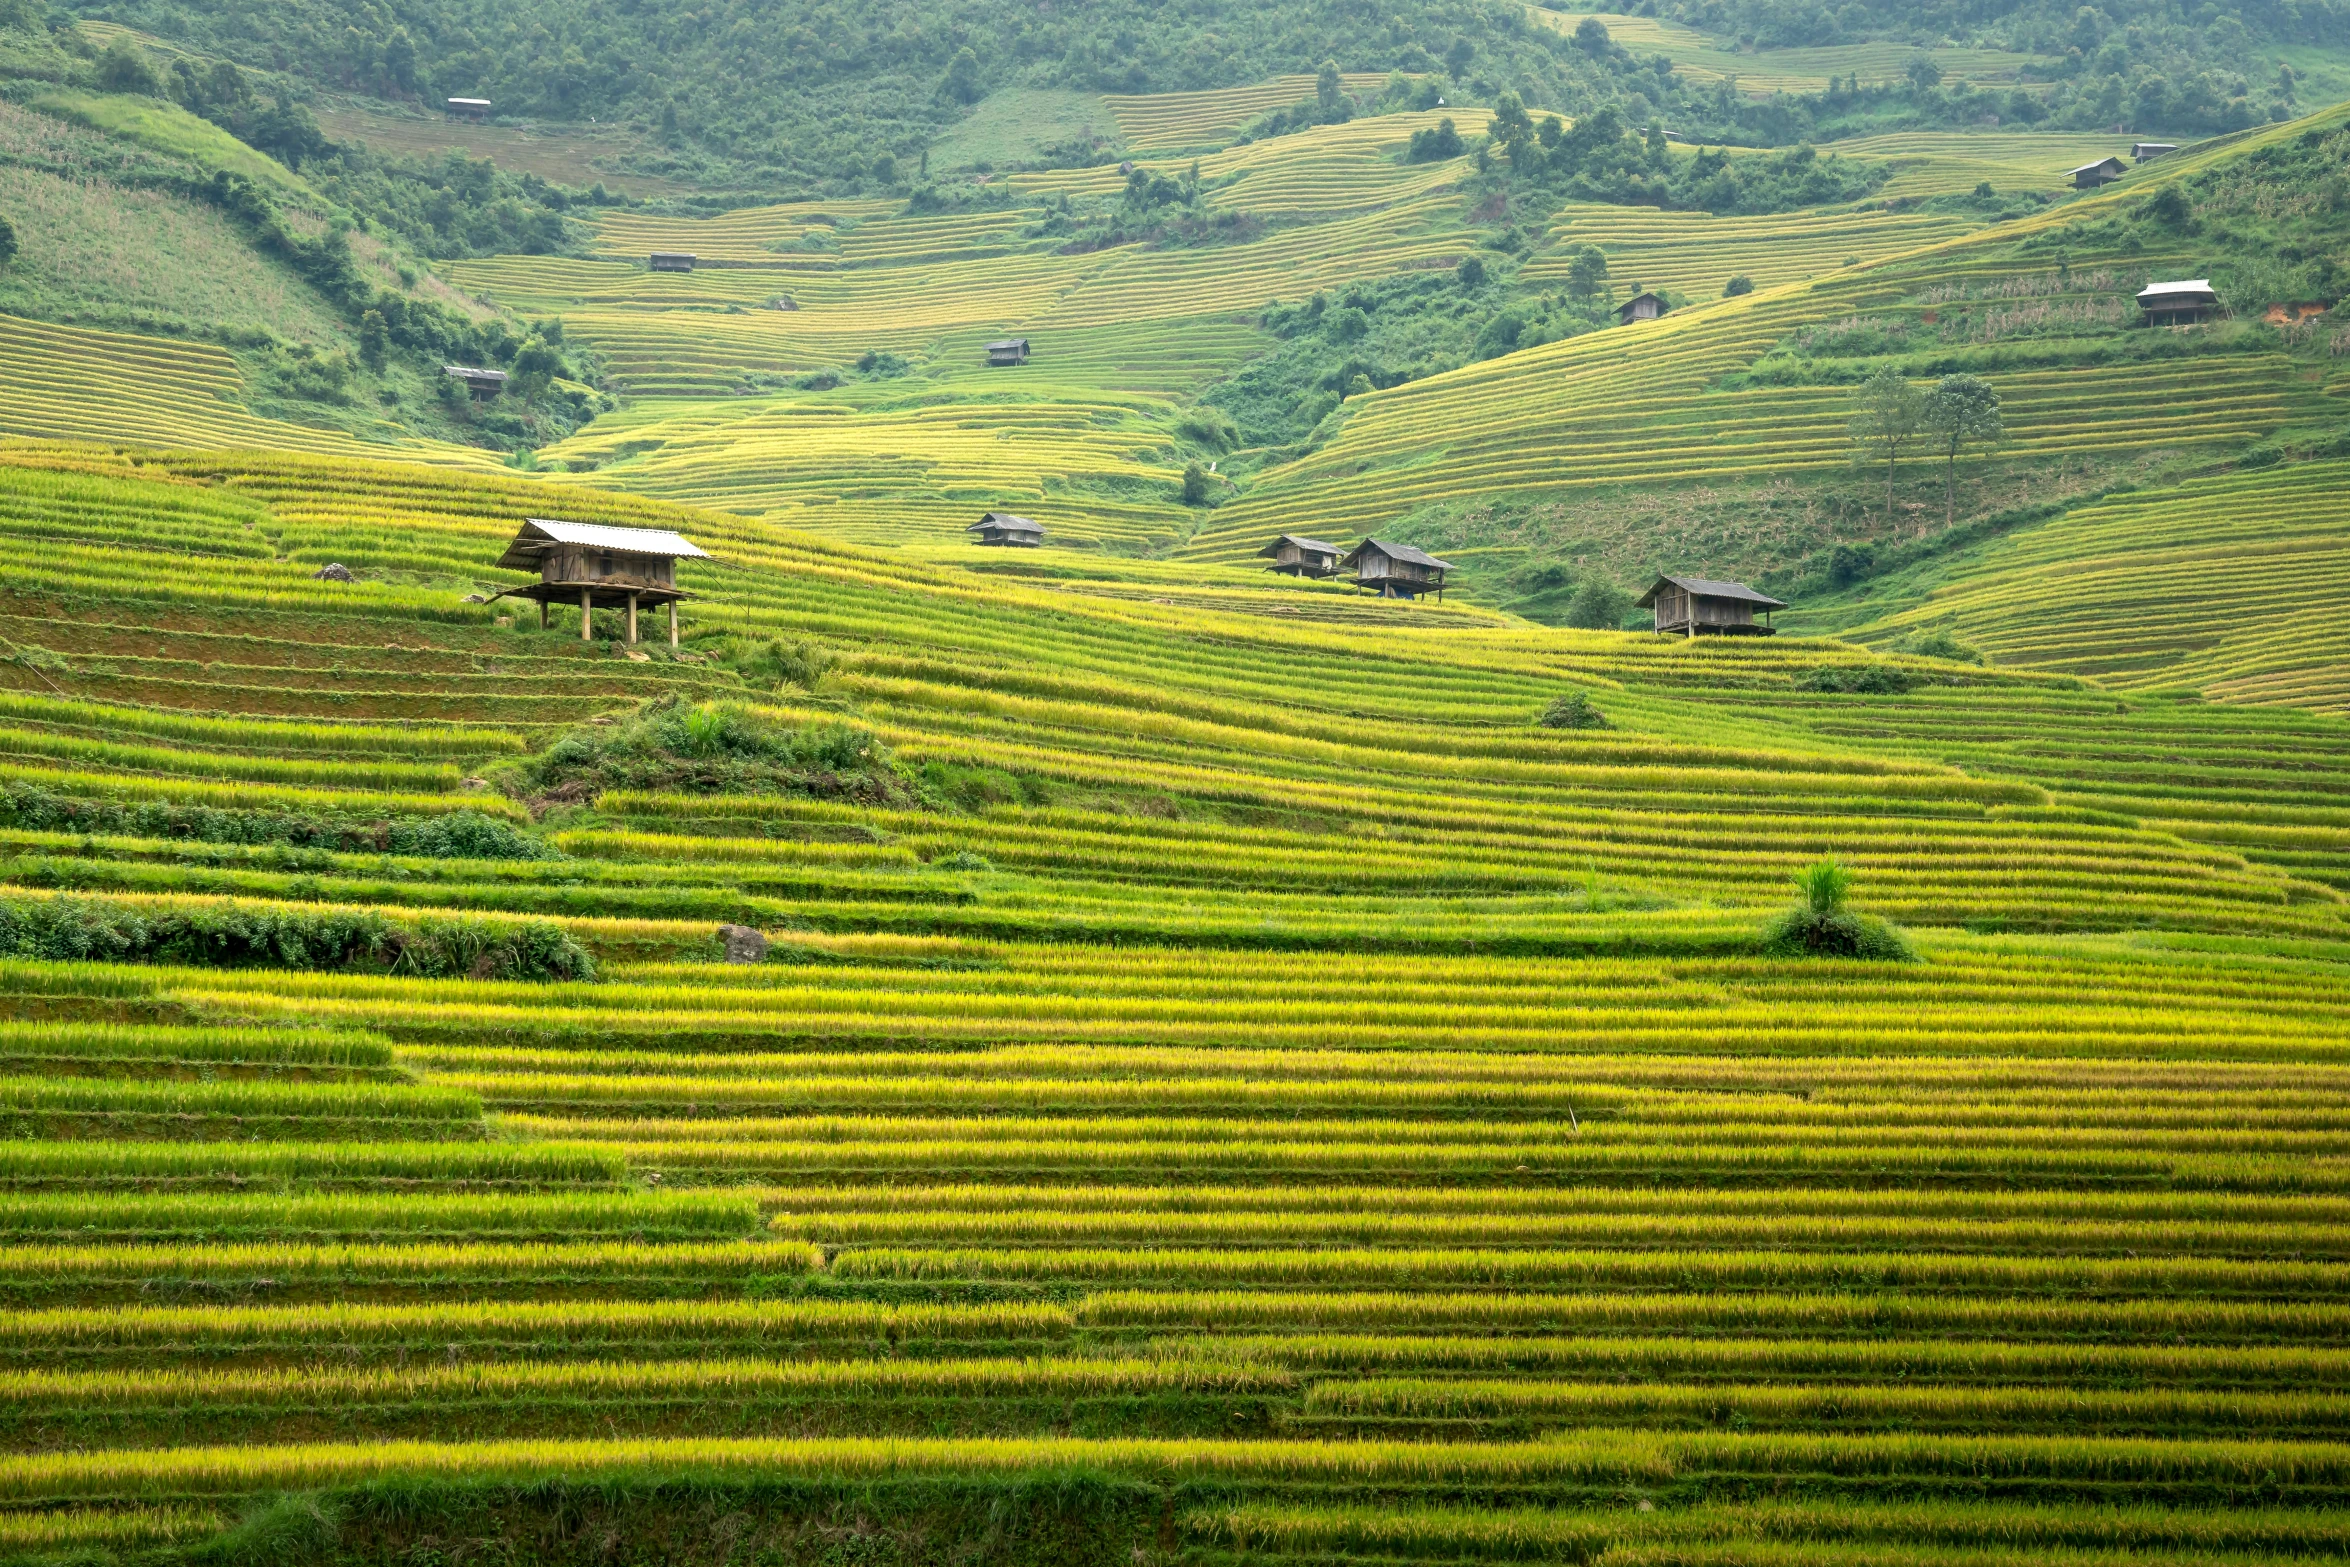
0, 442, 2332, 1557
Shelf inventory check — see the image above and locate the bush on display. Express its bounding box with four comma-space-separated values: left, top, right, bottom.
1760, 859, 1917, 961
1724, 274, 1754, 296
1181, 461, 1213, 505
513, 698, 904, 804
1564, 579, 1633, 630
1797, 664, 1914, 694
1535, 690, 1610, 729
1890, 627, 1985, 664
0, 896, 594, 980
0, 784, 552, 860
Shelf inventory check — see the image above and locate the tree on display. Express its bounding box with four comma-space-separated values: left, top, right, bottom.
1564, 578, 1631, 629
1455, 254, 1485, 287
1723, 274, 1754, 296
0, 214, 16, 270
944, 47, 981, 105
1316, 58, 1342, 114
1180, 461, 1212, 506
1573, 16, 1612, 55
1564, 244, 1608, 300
1905, 53, 1943, 89
1848, 367, 1924, 524
1919, 373, 2002, 527
96, 37, 164, 96
358, 309, 389, 371
1486, 91, 1533, 162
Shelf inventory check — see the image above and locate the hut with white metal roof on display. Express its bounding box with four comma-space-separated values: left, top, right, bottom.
491, 519, 712, 646
2137, 279, 2219, 325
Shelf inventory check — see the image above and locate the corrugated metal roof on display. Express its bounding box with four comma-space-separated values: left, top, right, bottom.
497, 519, 711, 571
1636, 573, 1788, 609
2136, 279, 2215, 300
971, 512, 1043, 531
1344, 537, 1455, 572
1258, 533, 1341, 556
2069, 156, 2124, 174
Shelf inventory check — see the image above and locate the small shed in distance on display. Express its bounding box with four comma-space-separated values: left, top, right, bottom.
2137, 279, 2218, 325
1636, 574, 1786, 636
649, 252, 697, 272
443, 365, 509, 400
1258, 534, 1343, 578
2132, 142, 2178, 163
446, 98, 491, 120
1616, 291, 1667, 323
986, 338, 1032, 367
1342, 537, 1455, 600
492, 519, 712, 647
970, 511, 1044, 547
2070, 155, 2126, 188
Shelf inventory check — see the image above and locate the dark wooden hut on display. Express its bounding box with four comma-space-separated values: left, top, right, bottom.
969, 512, 1044, 547
649, 252, 697, 272
1636, 574, 1786, 636
443, 365, 509, 400
2137, 279, 2218, 325
2070, 155, 2125, 188
2131, 142, 2178, 163
1341, 537, 1455, 600
1616, 291, 1667, 324
986, 338, 1032, 366
1258, 534, 1343, 578
490, 519, 712, 646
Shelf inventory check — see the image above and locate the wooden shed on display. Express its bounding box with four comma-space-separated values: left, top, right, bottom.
2132, 142, 2178, 163
490, 519, 712, 646
1636, 574, 1786, 637
969, 511, 1044, 547
2137, 279, 2218, 325
446, 97, 491, 120
649, 252, 697, 272
1616, 291, 1667, 324
1257, 534, 1343, 578
986, 338, 1032, 367
1341, 537, 1455, 600
2070, 155, 2125, 188
443, 365, 509, 400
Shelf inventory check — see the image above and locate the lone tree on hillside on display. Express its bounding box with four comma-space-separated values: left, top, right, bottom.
1762, 858, 1916, 961
1848, 367, 1925, 527
1317, 58, 1343, 114
0, 214, 16, 270
1180, 461, 1212, 506
1920, 373, 2003, 527
1565, 244, 1609, 300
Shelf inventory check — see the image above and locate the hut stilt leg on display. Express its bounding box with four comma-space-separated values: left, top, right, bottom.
540, 600, 548, 630
581, 587, 593, 642
668, 602, 679, 650
627, 593, 639, 646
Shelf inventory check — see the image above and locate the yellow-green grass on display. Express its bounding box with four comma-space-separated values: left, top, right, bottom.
1526, 201, 1983, 300
28, 90, 309, 192
313, 106, 685, 196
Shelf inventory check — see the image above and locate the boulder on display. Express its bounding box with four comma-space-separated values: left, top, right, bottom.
718, 923, 768, 964
312, 563, 355, 582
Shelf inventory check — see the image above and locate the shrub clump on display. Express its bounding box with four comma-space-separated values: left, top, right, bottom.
510, 698, 908, 805
0, 786, 552, 860
0, 896, 595, 980
1890, 627, 1986, 665
1536, 690, 1610, 729
1761, 859, 1917, 961
1796, 664, 1915, 694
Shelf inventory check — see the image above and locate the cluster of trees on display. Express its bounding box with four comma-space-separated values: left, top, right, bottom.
1847, 368, 2003, 528
1658, 0, 2311, 136
1484, 91, 1885, 212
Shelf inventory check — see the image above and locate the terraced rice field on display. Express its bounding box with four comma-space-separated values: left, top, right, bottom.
0, 313, 491, 463
1844, 459, 2350, 710
1187, 108, 2341, 562
0, 442, 2338, 1555
1530, 11, 2053, 94
1103, 73, 1398, 150
1525, 203, 1981, 299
